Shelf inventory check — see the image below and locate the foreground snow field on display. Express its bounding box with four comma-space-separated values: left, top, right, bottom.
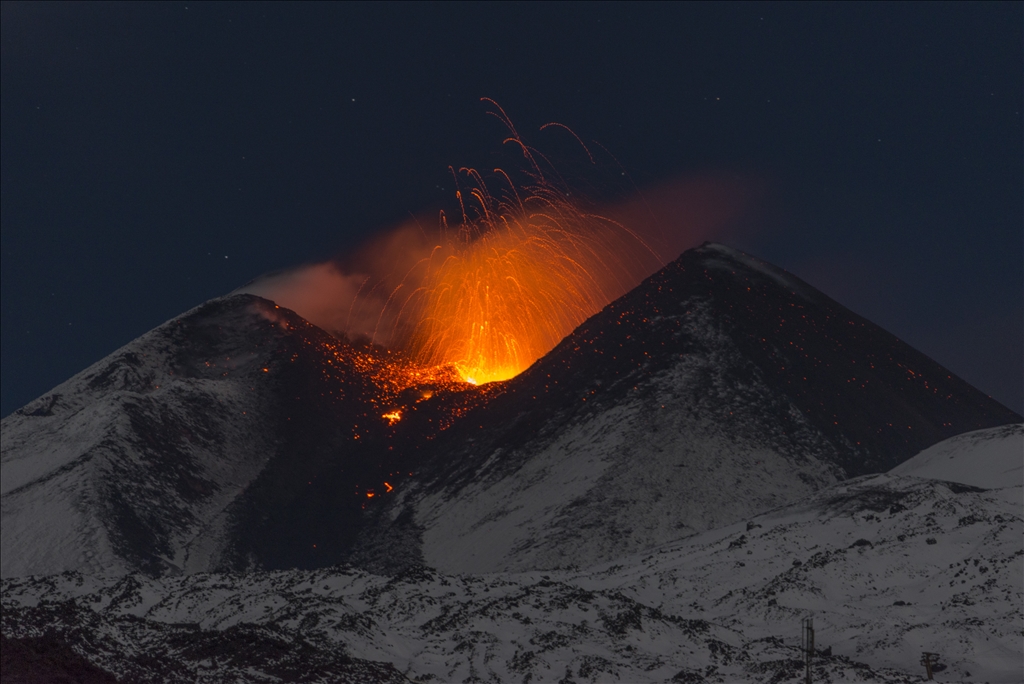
4, 425, 1021, 683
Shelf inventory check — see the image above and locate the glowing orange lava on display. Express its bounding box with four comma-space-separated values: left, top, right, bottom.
379, 101, 658, 385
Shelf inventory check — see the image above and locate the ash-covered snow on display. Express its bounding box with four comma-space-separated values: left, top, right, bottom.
697, 242, 820, 302
364, 243, 1020, 575
3, 425, 1020, 682
889, 423, 1022, 489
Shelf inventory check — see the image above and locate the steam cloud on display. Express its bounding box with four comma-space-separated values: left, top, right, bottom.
238, 221, 435, 347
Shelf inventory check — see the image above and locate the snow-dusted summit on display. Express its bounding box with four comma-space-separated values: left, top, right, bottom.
1, 296, 429, 578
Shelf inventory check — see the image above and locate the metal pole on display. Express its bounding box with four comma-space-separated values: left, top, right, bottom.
801, 616, 814, 684
920, 652, 940, 680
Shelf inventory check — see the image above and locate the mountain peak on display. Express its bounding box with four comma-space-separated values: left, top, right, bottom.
364, 242, 1020, 573
2, 246, 1019, 579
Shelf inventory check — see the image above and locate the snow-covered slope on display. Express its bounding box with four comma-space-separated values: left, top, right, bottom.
4, 426, 1020, 682
360, 243, 1022, 574
889, 423, 1022, 489
0, 295, 429, 579
406, 301, 843, 574
1, 296, 287, 578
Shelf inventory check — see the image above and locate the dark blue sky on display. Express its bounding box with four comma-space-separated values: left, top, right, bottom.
2, 2, 1021, 416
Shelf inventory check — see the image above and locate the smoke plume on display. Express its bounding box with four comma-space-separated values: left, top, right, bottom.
238, 172, 760, 363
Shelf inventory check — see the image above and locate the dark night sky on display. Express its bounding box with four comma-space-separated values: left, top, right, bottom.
2, 1, 1021, 417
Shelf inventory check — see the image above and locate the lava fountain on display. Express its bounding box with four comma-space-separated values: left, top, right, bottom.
244, 104, 721, 389
372, 104, 660, 384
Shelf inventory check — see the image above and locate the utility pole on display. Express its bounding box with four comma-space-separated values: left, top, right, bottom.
920, 652, 940, 680
801, 615, 815, 684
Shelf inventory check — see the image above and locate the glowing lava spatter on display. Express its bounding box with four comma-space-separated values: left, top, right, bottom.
379, 101, 659, 385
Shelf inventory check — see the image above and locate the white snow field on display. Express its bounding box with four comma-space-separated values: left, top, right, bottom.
889, 422, 1022, 489
0, 297, 292, 578
3, 424, 1021, 682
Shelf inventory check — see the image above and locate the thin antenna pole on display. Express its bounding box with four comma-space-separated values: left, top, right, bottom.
801, 615, 814, 684
920, 652, 940, 680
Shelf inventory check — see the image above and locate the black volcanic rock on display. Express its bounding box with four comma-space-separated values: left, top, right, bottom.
0, 601, 408, 683
1, 633, 121, 684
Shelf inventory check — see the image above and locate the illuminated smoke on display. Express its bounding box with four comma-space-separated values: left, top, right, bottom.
382, 189, 656, 383
238, 221, 433, 347
241, 110, 759, 384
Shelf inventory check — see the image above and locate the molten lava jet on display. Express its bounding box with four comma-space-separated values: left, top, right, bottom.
376, 102, 660, 385
220, 107, 764, 544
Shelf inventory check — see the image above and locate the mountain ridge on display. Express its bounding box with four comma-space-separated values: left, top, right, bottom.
1, 243, 1019, 580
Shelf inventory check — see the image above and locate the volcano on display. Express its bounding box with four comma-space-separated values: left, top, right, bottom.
3, 242, 1022, 682
0, 295, 491, 578
2, 243, 1018, 581
355, 242, 1021, 573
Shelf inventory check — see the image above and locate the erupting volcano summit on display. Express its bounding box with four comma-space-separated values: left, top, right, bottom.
2, 242, 1018, 579
2, 242, 1021, 683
